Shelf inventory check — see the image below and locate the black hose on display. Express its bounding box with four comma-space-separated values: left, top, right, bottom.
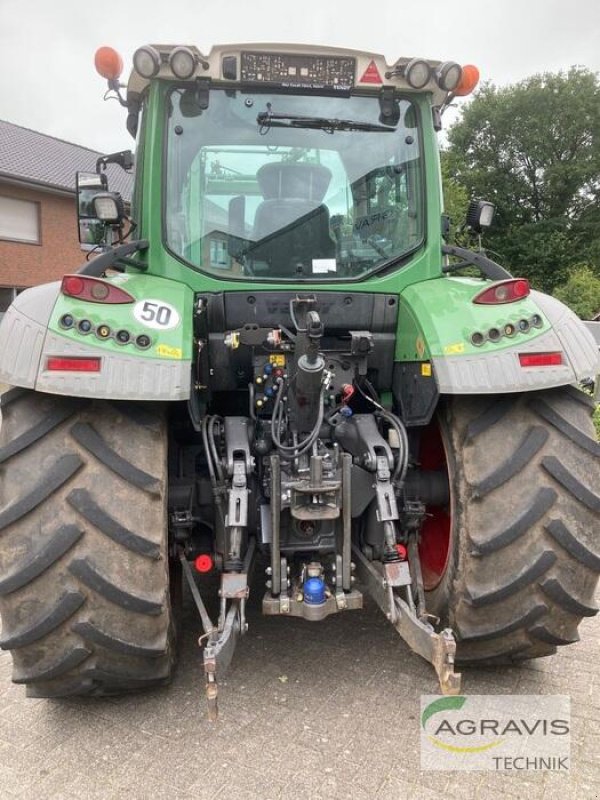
378, 408, 409, 485
208, 416, 224, 482
201, 417, 218, 487
353, 380, 409, 485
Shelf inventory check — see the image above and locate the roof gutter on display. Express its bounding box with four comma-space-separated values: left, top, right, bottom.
0, 172, 75, 198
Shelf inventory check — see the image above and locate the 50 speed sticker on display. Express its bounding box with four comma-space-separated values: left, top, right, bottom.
133, 299, 180, 330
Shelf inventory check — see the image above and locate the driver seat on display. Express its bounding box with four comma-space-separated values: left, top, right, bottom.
250, 163, 336, 275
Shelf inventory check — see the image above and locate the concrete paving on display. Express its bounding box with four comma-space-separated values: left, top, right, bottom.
0, 579, 599, 800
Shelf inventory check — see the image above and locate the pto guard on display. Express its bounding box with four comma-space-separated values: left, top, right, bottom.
0, 276, 193, 401
399, 279, 600, 394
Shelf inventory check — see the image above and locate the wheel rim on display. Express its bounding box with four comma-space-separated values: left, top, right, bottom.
417, 418, 451, 591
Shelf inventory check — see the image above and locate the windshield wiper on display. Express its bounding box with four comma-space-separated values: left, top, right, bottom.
257, 111, 395, 134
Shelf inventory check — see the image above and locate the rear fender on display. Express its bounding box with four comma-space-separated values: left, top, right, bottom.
398, 278, 600, 394
0, 274, 193, 401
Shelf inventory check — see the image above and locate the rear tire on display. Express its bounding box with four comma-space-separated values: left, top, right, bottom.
0, 389, 178, 696
431, 386, 600, 664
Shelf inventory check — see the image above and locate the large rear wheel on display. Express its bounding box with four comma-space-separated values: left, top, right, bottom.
425, 386, 600, 664
0, 388, 178, 696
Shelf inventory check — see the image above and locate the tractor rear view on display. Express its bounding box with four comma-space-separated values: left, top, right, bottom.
0, 43, 598, 717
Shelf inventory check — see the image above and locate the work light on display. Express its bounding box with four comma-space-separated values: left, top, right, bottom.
170, 47, 196, 79
133, 45, 161, 79
404, 58, 431, 89
435, 61, 463, 92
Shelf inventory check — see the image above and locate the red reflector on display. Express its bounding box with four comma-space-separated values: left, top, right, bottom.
194, 554, 214, 573
473, 278, 530, 304
519, 352, 563, 367
395, 544, 408, 561
47, 357, 101, 372
61, 275, 134, 304
360, 60, 383, 84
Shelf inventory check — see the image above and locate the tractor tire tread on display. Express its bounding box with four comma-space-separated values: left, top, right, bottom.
0, 391, 176, 697
0, 590, 85, 649
0, 454, 83, 531
66, 488, 160, 559
472, 425, 548, 498
439, 387, 600, 665
69, 422, 161, 494
68, 557, 163, 615
0, 524, 83, 596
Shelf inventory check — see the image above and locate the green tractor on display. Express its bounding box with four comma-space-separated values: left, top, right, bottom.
1, 43, 598, 718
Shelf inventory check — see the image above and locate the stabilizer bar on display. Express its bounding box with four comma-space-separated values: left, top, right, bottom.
181, 538, 257, 720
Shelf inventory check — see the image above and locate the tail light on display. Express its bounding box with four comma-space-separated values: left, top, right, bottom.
473, 279, 530, 305
519, 352, 563, 368
47, 357, 101, 372
61, 275, 134, 304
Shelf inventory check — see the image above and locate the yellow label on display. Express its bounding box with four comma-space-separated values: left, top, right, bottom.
156, 344, 183, 359
269, 354, 286, 366
443, 342, 465, 355
421, 363, 432, 377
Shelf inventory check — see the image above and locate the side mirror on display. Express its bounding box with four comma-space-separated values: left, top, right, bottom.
76, 171, 107, 246
466, 199, 495, 233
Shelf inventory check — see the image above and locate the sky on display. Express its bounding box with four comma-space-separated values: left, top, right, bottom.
1, 0, 599, 154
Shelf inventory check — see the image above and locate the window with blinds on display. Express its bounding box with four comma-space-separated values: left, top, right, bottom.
0, 196, 41, 244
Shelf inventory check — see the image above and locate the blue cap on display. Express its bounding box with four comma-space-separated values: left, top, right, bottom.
340, 406, 353, 418
304, 576, 326, 605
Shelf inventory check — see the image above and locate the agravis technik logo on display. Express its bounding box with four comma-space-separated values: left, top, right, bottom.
420, 695, 570, 771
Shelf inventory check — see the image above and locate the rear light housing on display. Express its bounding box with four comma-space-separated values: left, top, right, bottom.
61, 275, 134, 304
473, 279, 530, 304
519, 352, 563, 368
47, 356, 101, 372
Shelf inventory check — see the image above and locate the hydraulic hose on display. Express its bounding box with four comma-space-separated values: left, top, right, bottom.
271, 379, 326, 458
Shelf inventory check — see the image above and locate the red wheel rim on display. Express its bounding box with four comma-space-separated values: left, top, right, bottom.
417, 418, 451, 591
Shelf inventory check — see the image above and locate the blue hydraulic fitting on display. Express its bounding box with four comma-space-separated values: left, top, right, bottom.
304, 576, 326, 605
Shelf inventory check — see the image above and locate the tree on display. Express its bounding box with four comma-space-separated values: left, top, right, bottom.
445, 68, 600, 291
553, 265, 600, 320
440, 151, 469, 239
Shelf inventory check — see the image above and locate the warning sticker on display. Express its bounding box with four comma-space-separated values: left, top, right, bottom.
156, 344, 183, 359
443, 342, 465, 355
269, 354, 286, 367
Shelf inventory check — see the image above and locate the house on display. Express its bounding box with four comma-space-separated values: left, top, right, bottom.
0, 119, 133, 318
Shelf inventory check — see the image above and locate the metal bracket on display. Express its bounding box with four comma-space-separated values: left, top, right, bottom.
378, 87, 400, 126
224, 417, 254, 475
279, 556, 290, 613
383, 559, 411, 588
334, 553, 347, 609
225, 461, 249, 528
352, 544, 461, 695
